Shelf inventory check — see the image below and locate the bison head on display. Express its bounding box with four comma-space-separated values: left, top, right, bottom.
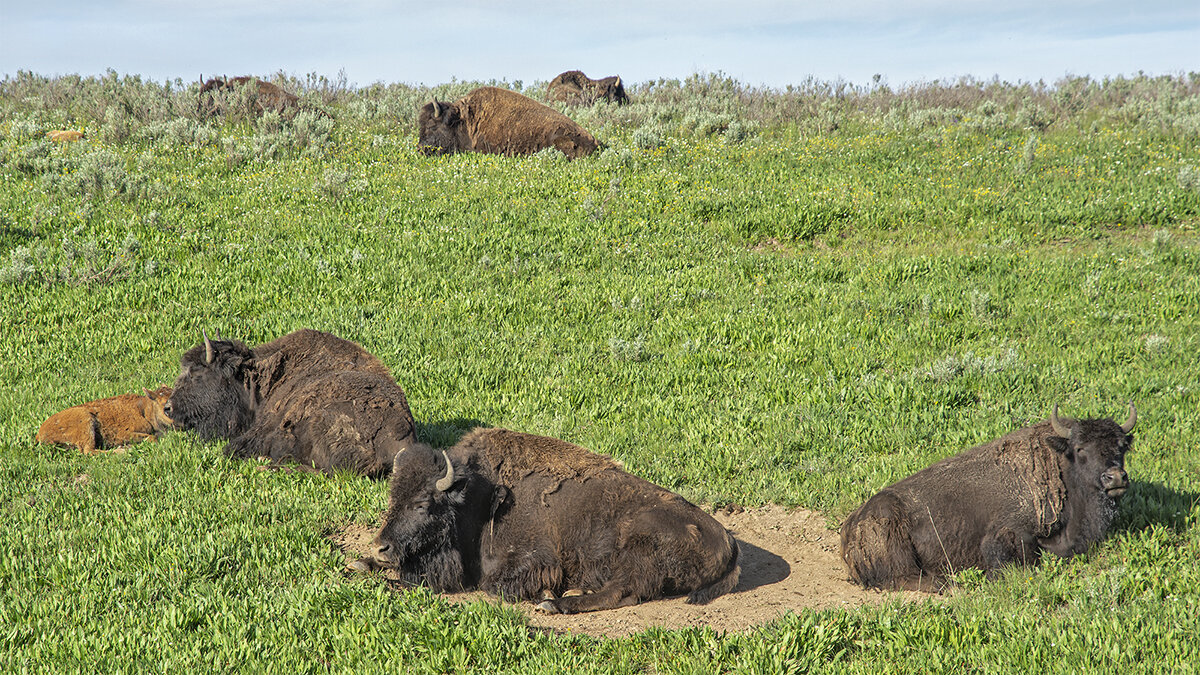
142, 386, 178, 432
417, 99, 470, 156
370, 443, 498, 591
1048, 403, 1136, 500
166, 330, 256, 441
597, 76, 629, 105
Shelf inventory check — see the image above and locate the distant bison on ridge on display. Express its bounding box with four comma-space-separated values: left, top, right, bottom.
198, 75, 299, 115
36, 386, 176, 455
840, 404, 1137, 591
546, 70, 629, 105
167, 328, 415, 477
361, 428, 740, 614
418, 86, 598, 159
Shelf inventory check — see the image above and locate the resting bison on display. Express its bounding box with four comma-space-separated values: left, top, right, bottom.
36, 386, 175, 455
45, 130, 85, 143
362, 428, 740, 613
417, 86, 598, 159
167, 328, 415, 477
198, 75, 299, 115
840, 404, 1137, 591
546, 70, 629, 105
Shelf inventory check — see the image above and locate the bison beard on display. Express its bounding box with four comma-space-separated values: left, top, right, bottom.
840, 404, 1136, 591
367, 429, 740, 613
168, 328, 415, 477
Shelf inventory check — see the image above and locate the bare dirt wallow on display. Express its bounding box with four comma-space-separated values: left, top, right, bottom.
332, 505, 929, 638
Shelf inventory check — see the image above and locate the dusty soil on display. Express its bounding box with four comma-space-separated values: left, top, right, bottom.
331, 505, 927, 638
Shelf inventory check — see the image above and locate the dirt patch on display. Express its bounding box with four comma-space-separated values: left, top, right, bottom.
331, 505, 929, 638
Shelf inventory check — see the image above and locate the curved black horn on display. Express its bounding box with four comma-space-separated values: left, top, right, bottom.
1120, 403, 1137, 434
1050, 404, 1072, 438
202, 329, 214, 364
435, 450, 455, 492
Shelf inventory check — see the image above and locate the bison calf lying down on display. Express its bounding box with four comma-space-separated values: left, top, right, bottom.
167, 328, 415, 477
841, 404, 1136, 591
546, 70, 629, 105
418, 86, 598, 159
364, 428, 740, 613
36, 386, 175, 454
199, 75, 299, 114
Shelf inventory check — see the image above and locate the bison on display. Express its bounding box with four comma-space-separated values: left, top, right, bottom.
546, 70, 629, 105
36, 386, 175, 455
418, 86, 598, 159
166, 328, 415, 477
45, 130, 86, 143
198, 75, 299, 115
362, 428, 740, 614
840, 404, 1137, 592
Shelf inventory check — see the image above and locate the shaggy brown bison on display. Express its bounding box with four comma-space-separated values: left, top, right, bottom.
361, 428, 740, 614
546, 70, 629, 105
36, 386, 175, 455
417, 86, 598, 159
840, 404, 1137, 591
198, 75, 299, 115
166, 329, 414, 477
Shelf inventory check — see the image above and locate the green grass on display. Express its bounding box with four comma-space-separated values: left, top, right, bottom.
2, 73, 1200, 672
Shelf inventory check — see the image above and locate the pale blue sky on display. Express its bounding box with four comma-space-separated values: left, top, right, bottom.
3, 1, 1197, 87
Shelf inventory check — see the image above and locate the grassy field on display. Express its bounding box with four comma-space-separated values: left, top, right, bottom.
2, 71, 1199, 672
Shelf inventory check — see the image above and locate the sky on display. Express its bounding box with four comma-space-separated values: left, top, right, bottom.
2, 1, 1198, 89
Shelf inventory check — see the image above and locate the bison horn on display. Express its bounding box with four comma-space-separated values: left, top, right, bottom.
1120, 402, 1137, 434
202, 329, 214, 365
1050, 404, 1073, 438
432, 99, 443, 119
435, 450, 455, 492
615, 76, 622, 87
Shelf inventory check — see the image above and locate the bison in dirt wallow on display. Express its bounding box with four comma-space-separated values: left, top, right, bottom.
841, 404, 1136, 591
418, 86, 598, 159
357, 428, 741, 614
167, 329, 415, 477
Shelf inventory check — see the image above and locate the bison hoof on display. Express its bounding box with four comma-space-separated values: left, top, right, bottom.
535, 600, 562, 615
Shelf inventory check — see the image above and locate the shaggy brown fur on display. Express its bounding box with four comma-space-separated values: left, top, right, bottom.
45, 130, 85, 142
546, 70, 629, 105
168, 328, 412, 477
841, 406, 1135, 592
198, 75, 299, 115
417, 86, 598, 159
368, 429, 740, 614
36, 386, 175, 455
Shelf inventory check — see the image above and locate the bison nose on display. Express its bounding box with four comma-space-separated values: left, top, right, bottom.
373, 542, 393, 564
1101, 468, 1129, 498
162, 401, 173, 416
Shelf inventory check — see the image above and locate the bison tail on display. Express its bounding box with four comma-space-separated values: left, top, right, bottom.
686, 532, 740, 605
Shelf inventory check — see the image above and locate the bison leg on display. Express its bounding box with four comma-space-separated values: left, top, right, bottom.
536, 586, 641, 614
482, 547, 563, 602
981, 528, 1040, 572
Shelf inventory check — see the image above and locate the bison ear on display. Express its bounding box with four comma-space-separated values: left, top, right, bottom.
1046, 435, 1070, 455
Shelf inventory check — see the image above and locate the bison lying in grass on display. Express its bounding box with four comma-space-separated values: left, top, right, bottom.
546, 70, 629, 105
417, 86, 598, 159
198, 75, 299, 115
36, 386, 175, 455
840, 404, 1136, 591
167, 329, 415, 477
359, 428, 740, 614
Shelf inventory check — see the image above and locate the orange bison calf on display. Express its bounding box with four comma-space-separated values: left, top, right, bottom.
36, 387, 176, 455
